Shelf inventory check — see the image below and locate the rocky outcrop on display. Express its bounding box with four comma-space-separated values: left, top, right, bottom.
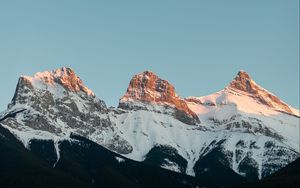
119, 71, 200, 125
1, 67, 298, 182
2, 67, 132, 154
228, 70, 293, 114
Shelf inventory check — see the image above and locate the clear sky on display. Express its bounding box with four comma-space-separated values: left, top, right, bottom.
0, 0, 299, 110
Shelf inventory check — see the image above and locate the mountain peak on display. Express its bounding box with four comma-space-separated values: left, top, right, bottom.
237, 70, 251, 79
119, 70, 200, 125
120, 70, 174, 103
227, 70, 294, 115
141, 70, 156, 76
228, 70, 258, 93
20, 67, 94, 96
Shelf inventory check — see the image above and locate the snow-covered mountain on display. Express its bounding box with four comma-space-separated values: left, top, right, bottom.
119, 70, 200, 125
111, 70, 299, 180
0, 67, 132, 156
0, 67, 299, 182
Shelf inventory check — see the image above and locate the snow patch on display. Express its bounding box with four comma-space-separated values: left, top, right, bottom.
115, 156, 125, 163
53, 139, 61, 168
161, 158, 181, 173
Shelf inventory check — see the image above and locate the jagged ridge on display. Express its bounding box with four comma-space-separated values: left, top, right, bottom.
119, 70, 200, 125
0, 67, 299, 183
228, 70, 294, 115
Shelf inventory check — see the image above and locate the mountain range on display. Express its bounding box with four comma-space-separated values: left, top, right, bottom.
0, 67, 299, 187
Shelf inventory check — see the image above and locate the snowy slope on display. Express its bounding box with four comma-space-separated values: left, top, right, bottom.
185, 71, 299, 150
109, 70, 299, 179
108, 103, 298, 178
185, 88, 299, 150
0, 68, 299, 181
0, 67, 132, 159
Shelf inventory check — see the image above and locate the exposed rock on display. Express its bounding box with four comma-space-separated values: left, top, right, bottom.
228, 70, 293, 114
1, 67, 298, 182
2, 67, 132, 154
119, 71, 200, 125
262, 142, 299, 178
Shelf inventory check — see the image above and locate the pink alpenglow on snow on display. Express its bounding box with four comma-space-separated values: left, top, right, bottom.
21, 67, 95, 96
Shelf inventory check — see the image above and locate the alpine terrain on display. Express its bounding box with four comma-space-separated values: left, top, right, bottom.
0, 67, 299, 187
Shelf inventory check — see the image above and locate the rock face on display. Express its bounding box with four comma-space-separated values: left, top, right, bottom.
2, 67, 132, 154
228, 70, 293, 114
0, 68, 299, 183
119, 71, 200, 125
182, 70, 299, 179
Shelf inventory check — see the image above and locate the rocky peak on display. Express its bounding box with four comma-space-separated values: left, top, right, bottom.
9, 67, 97, 110
23, 67, 94, 96
3, 67, 134, 155
229, 70, 259, 94
119, 70, 200, 125
120, 70, 175, 103
228, 70, 294, 115
52, 67, 92, 95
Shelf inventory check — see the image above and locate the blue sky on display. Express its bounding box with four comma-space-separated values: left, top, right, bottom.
0, 0, 299, 110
